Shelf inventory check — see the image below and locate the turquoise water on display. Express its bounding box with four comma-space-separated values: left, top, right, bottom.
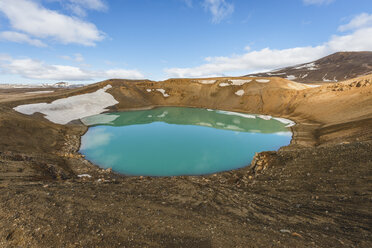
80, 107, 292, 176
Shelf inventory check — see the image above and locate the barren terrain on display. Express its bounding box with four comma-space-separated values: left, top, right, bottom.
0, 75, 371, 247
247, 51, 372, 84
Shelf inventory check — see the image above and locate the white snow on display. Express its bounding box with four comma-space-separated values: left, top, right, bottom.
206, 109, 213, 111
258, 115, 272, 120
294, 62, 318, 70
301, 73, 308, 78
230, 79, 252, 86
26, 90, 54, 94
219, 82, 230, 87
256, 79, 270, 83
219, 80, 252, 87
286, 75, 297, 80
198, 80, 216, 84
273, 117, 296, 127
216, 110, 256, 119
77, 174, 92, 178
322, 73, 333, 82
146, 89, 152, 92
304, 84, 321, 88
235, 89, 245, 96
156, 89, 169, 97
13, 85, 118, 125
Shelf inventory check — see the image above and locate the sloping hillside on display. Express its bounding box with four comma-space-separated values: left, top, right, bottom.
1, 75, 372, 247
246, 51, 372, 84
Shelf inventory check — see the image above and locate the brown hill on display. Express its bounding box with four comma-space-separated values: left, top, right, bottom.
246, 51, 372, 84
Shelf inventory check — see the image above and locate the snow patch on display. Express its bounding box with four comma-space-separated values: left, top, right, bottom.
256, 79, 270, 83
258, 115, 272, 120
294, 62, 318, 70
13, 85, 118, 125
286, 75, 297, 80
230, 79, 252, 86
216, 110, 256, 119
198, 80, 216, 85
219, 80, 252, 87
322, 73, 333, 82
219, 82, 230, 87
156, 89, 169, 97
26, 90, 54, 94
273, 117, 296, 127
304, 84, 321, 88
146, 89, 152, 92
235, 89, 244, 96
301, 74, 308, 79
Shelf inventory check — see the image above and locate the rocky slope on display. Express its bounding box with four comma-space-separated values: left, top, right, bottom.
246, 51, 372, 84
0, 75, 371, 247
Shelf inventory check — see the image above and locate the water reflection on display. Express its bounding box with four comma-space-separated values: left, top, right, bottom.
81, 107, 292, 134
80, 107, 293, 176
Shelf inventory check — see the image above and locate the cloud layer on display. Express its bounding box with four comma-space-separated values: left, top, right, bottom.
0, 56, 144, 81
165, 13, 372, 78
0, 0, 104, 46
52, 0, 108, 16
0, 31, 46, 47
303, 0, 335, 5
203, 0, 234, 23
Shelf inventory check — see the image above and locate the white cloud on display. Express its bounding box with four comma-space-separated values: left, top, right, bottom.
165, 13, 372, 78
328, 27, 372, 51
64, 0, 107, 11
51, 0, 108, 16
338, 13, 372, 32
203, 0, 234, 23
74, 53, 84, 62
0, 31, 46, 47
182, 0, 193, 8
0, 0, 104, 46
60, 53, 85, 62
105, 69, 144, 79
165, 46, 328, 78
0, 56, 144, 81
303, 0, 335, 5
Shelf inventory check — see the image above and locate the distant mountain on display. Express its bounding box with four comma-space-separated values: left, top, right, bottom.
42, 82, 85, 88
246, 51, 372, 83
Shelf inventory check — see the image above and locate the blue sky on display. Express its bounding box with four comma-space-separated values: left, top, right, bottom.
0, 0, 372, 84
